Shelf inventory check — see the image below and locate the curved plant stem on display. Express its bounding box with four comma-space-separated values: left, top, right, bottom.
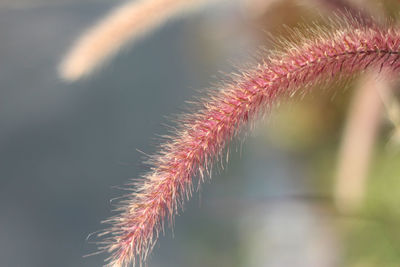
59, 0, 213, 81
100, 21, 400, 267
334, 72, 390, 213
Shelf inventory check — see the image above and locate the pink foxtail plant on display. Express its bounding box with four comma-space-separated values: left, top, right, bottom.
99, 19, 400, 267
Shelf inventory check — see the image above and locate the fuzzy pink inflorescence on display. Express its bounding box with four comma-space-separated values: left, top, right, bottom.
100, 21, 400, 266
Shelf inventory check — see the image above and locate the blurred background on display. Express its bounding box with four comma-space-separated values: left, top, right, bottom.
2, 0, 400, 266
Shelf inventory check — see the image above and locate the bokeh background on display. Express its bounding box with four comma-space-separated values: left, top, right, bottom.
2, 0, 400, 266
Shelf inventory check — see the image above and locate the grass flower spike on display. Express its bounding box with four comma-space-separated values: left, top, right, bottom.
100, 19, 400, 267
59, 0, 212, 81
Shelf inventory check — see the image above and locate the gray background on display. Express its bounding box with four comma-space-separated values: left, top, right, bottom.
0, 1, 337, 266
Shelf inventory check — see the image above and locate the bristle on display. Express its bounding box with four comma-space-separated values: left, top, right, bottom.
100, 20, 400, 267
